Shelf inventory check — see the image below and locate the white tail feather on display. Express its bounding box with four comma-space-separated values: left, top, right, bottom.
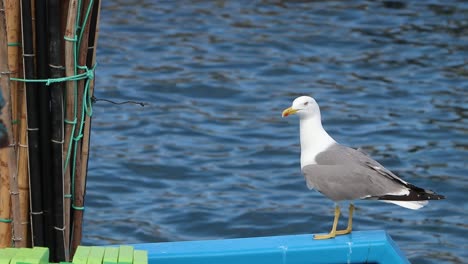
381, 200, 428, 210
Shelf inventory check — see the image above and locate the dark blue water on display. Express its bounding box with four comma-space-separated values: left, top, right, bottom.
84, 1, 467, 263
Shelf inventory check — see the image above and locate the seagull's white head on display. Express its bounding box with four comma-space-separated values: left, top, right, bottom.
282, 96, 320, 119
282, 95, 334, 168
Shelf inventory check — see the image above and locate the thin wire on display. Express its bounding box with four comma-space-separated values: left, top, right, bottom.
91, 96, 147, 107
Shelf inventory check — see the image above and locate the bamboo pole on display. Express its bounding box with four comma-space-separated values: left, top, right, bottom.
11, 15, 31, 247
34, 0, 55, 256
6, 0, 29, 248
5, 0, 20, 142
48, 0, 66, 260
20, 0, 45, 246
0, 66, 12, 247
63, 0, 78, 255
0, 0, 12, 248
5, 0, 30, 248
0, 0, 10, 246
17, 92, 29, 247
86, 1, 100, 67
0, 160, 12, 247
0, 150, 12, 247
73, 0, 100, 252
70, 0, 92, 255
80, 0, 100, 197
14, 35, 30, 250
0, 0, 20, 247
58, 0, 70, 256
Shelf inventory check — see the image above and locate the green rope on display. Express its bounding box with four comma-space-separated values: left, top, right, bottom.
63, 36, 77, 42
71, 205, 85, 211
64, 118, 77, 125
10, 64, 95, 86
0, 218, 13, 223
7, 42, 21, 47
73, 134, 83, 141
77, 0, 95, 50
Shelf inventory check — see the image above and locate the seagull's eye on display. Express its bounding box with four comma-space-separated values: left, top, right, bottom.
303, 102, 309, 106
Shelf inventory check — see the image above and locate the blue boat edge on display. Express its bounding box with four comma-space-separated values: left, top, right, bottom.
131, 230, 410, 264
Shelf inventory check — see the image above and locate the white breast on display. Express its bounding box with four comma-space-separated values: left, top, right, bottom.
299, 116, 336, 169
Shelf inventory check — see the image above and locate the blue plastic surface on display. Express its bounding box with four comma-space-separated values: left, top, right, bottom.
132, 230, 409, 264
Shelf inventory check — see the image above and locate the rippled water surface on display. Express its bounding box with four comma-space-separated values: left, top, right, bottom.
83, 1, 467, 263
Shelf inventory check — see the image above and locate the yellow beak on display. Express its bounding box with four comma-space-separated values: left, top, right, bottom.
282, 107, 298, 117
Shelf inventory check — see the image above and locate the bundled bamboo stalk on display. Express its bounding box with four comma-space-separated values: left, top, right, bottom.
5, 0, 29, 248
17, 93, 29, 247
47, 0, 67, 260
0, 0, 20, 248
1, 0, 100, 258
70, 0, 93, 255
48, 0, 69, 260
79, 0, 101, 228
34, 0, 55, 255
20, 0, 45, 247
5, 0, 21, 142
72, 0, 101, 251
63, 0, 78, 259
59, 1, 71, 258
0, 1, 12, 248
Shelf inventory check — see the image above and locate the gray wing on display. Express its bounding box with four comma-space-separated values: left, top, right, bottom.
302, 144, 408, 201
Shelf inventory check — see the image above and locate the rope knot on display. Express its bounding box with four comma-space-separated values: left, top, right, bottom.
86, 67, 94, 80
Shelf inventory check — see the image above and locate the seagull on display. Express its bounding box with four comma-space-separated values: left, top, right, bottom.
282, 95, 444, 239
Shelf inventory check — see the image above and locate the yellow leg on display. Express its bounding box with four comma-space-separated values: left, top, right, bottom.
314, 205, 340, 240
336, 204, 354, 235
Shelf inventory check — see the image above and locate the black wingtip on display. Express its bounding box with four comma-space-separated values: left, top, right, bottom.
378, 184, 445, 202
411, 184, 445, 200
430, 193, 445, 200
